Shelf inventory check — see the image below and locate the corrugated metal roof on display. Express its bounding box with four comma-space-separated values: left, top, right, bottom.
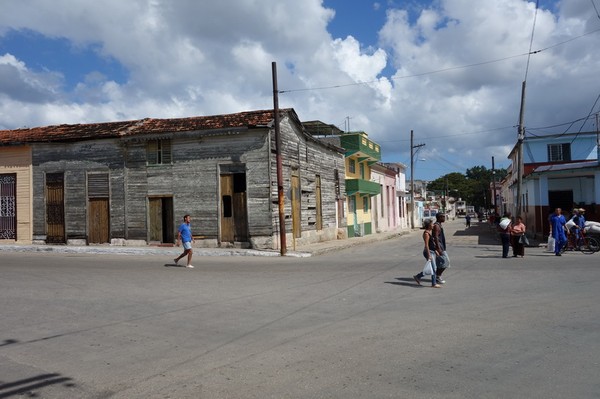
0, 109, 289, 145
532, 160, 598, 172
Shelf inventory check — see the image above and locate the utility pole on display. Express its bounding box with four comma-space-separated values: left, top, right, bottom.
272, 62, 286, 255
596, 113, 600, 162
516, 81, 526, 217
410, 130, 425, 229
492, 156, 497, 214
444, 177, 448, 214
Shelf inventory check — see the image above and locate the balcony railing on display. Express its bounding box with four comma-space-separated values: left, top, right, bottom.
340, 133, 381, 163
345, 178, 381, 196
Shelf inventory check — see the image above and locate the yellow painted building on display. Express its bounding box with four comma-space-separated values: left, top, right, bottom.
340, 132, 381, 237
0, 146, 33, 243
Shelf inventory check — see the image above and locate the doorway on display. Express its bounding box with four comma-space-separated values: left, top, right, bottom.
291, 171, 301, 238
46, 173, 65, 244
220, 172, 248, 243
548, 190, 574, 215
148, 197, 174, 244
88, 173, 110, 243
0, 174, 16, 240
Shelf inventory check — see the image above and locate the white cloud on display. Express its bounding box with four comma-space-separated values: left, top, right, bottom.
0, 0, 598, 178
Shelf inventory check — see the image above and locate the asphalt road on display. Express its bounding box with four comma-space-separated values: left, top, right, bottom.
1, 220, 599, 398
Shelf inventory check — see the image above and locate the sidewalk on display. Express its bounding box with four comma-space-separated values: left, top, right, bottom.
451, 218, 544, 248
0, 228, 411, 257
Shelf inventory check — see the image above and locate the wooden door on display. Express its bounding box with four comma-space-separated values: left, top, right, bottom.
220, 174, 235, 242
148, 197, 174, 243
315, 175, 322, 231
220, 173, 248, 243
46, 173, 65, 243
0, 174, 17, 240
291, 173, 301, 238
88, 198, 110, 243
148, 198, 163, 242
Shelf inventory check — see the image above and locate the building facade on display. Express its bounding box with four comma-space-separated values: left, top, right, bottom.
370, 163, 399, 233
340, 132, 382, 237
0, 109, 346, 250
505, 131, 600, 239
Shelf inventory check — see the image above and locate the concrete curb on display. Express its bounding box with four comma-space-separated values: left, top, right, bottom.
0, 228, 410, 258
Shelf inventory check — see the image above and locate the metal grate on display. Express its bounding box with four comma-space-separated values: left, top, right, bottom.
0, 174, 17, 239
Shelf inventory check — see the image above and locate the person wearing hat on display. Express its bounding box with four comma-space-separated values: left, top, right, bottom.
568, 209, 582, 249
578, 208, 586, 231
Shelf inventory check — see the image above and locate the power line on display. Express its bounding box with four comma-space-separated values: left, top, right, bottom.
279, 27, 600, 95
523, 0, 540, 82
592, 0, 600, 19
376, 126, 514, 143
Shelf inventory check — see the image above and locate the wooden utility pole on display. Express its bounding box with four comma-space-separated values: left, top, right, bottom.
516, 81, 526, 217
492, 156, 498, 214
272, 62, 286, 255
410, 130, 425, 229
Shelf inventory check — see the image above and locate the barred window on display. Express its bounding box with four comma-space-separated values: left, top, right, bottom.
147, 139, 172, 165
547, 143, 571, 162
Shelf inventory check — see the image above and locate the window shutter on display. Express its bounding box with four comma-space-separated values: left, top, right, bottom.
88, 173, 109, 198
147, 140, 158, 164
161, 139, 172, 164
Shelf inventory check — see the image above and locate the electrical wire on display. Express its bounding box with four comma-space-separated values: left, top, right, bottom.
279, 27, 600, 95
592, 0, 600, 19
523, 0, 540, 82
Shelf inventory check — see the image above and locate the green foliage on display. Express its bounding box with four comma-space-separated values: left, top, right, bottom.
427, 166, 507, 210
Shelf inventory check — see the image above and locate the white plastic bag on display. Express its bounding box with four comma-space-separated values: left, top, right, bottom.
547, 236, 555, 252
422, 260, 434, 276
499, 218, 511, 230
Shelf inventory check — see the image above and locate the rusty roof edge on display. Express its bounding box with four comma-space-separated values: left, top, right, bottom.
120, 126, 251, 141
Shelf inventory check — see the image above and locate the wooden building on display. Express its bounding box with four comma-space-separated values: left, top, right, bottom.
0, 109, 346, 250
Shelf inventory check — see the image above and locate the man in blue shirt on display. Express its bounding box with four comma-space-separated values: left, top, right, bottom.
174, 214, 194, 268
550, 208, 567, 256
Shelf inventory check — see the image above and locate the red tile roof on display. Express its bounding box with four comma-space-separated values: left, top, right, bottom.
0, 109, 291, 145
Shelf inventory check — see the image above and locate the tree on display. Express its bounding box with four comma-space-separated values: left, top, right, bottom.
427, 166, 507, 211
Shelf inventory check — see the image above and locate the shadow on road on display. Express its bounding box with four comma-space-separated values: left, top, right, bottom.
0, 373, 76, 399
385, 277, 433, 288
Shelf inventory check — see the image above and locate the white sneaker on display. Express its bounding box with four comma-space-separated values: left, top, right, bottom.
186, 264, 194, 269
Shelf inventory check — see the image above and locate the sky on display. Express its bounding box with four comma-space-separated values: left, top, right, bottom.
1, 0, 599, 181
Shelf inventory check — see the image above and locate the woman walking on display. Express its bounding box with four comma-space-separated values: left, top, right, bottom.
413, 219, 441, 288
511, 216, 526, 257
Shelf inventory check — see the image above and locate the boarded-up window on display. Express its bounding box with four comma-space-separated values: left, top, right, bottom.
88, 173, 109, 198
147, 139, 172, 165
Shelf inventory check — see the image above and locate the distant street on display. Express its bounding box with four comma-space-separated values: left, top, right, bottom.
1, 219, 599, 398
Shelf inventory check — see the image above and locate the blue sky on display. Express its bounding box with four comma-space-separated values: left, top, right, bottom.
1, 0, 599, 181
0, 29, 129, 91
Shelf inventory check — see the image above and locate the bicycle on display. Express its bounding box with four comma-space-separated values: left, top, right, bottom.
561, 228, 600, 254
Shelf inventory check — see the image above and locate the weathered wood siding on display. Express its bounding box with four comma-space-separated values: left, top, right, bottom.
32, 141, 118, 243
269, 115, 345, 247
25, 112, 343, 249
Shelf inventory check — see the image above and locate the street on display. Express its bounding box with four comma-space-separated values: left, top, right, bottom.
1, 219, 599, 398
